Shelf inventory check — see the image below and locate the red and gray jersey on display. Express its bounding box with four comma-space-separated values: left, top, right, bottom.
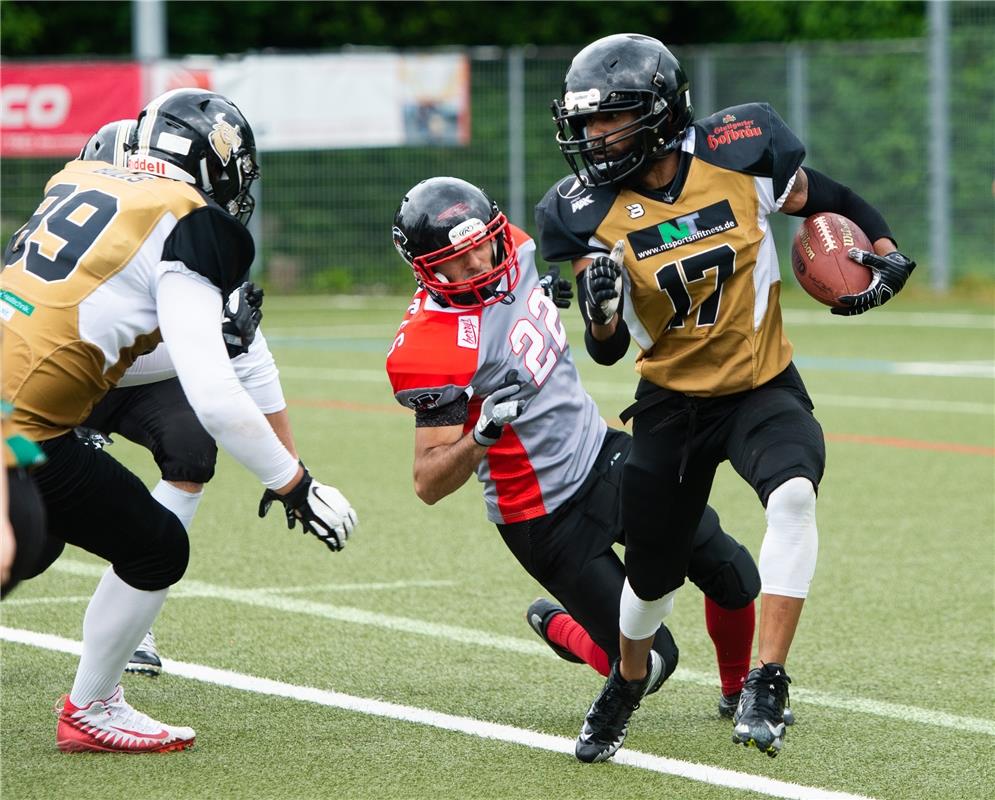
386, 226, 606, 524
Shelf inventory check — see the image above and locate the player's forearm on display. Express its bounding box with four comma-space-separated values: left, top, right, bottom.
264, 408, 298, 460
158, 271, 299, 490
413, 433, 486, 505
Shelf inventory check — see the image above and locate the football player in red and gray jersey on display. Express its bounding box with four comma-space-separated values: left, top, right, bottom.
386, 176, 763, 723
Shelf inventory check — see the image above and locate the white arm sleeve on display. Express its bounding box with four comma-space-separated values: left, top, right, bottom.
117, 343, 177, 387
230, 327, 287, 414
156, 271, 298, 489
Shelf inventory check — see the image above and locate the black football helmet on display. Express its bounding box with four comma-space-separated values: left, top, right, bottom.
79, 119, 136, 167
552, 33, 693, 187
130, 88, 259, 224
393, 177, 520, 308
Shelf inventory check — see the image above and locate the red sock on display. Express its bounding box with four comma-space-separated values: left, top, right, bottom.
704, 597, 755, 696
547, 612, 611, 677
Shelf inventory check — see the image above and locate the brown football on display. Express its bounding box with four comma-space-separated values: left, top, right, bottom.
791, 213, 873, 307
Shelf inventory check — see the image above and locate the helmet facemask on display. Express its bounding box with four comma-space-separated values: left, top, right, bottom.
398, 212, 520, 309
553, 87, 687, 187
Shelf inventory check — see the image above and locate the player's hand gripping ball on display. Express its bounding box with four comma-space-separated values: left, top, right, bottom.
791, 213, 872, 308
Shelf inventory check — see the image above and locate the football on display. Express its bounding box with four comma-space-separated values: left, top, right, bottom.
791, 213, 873, 308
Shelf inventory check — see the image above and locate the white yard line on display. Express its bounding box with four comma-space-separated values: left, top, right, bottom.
18, 558, 995, 738
0, 625, 876, 800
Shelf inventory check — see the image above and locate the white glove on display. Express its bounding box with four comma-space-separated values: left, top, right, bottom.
473, 371, 524, 446
259, 468, 358, 552
585, 239, 625, 325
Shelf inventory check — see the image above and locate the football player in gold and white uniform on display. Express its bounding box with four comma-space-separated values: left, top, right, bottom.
536, 34, 915, 762
70, 121, 298, 678
1, 89, 358, 754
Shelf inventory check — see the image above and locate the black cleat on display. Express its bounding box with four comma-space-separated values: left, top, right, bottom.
731, 663, 792, 757
526, 598, 583, 664
575, 652, 663, 763
124, 630, 162, 677
720, 690, 795, 725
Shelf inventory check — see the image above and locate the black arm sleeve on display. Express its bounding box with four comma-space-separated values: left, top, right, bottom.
789, 167, 896, 246
414, 393, 469, 428
576, 270, 631, 365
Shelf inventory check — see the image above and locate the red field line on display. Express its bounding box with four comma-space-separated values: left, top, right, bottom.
289, 398, 994, 456
825, 432, 995, 456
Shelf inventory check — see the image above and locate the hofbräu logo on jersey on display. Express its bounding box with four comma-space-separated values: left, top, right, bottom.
628, 200, 739, 260
707, 119, 762, 150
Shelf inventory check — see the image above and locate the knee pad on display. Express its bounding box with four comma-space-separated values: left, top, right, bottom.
619, 580, 677, 640
692, 544, 760, 609
688, 507, 760, 608
158, 440, 217, 484
114, 512, 189, 591
759, 477, 818, 598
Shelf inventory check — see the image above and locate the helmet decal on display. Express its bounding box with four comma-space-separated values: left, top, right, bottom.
436, 202, 473, 222
209, 113, 241, 166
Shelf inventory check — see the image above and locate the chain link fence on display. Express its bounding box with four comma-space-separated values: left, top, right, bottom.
2, 13, 992, 291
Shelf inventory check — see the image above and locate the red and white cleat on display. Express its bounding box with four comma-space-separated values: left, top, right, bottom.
56, 685, 195, 753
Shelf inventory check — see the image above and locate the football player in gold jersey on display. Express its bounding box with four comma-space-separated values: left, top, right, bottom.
70, 121, 297, 678
536, 34, 915, 762
1, 89, 358, 753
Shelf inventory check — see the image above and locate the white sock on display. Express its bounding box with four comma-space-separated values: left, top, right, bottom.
619, 579, 677, 641
69, 567, 168, 706
151, 480, 203, 532
759, 477, 819, 598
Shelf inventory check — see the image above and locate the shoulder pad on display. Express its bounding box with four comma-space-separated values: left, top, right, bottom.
162, 205, 255, 297
386, 302, 479, 414
691, 103, 805, 197
535, 175, 617, 264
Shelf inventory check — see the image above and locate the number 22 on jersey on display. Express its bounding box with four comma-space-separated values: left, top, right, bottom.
510, 287, 566, 386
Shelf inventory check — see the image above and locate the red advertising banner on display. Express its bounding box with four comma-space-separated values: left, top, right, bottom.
0, 62, 143, 157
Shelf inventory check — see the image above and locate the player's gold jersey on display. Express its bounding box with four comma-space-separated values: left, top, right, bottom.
2, 160, 253, 441
538, 103, 806, 397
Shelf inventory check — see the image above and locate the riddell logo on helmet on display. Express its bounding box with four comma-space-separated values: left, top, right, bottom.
707, 119, 762, 150
127, 156, 168, 176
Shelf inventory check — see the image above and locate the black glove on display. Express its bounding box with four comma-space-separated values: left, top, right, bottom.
585, 240, 625, 325
538, 265, 573, 309
258, 466, 358, 552
472, 370, 524, 446
832, 250, 916, 317
73, 427, 113, 450
222, 281, 264, 357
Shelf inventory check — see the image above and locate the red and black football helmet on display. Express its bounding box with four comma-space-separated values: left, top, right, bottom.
79, 119, 136, 167
392, 177, 520, 308
552, 34, 693, 187
130, 88, 259, 224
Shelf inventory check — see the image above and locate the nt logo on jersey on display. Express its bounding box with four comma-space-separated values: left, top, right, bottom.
628, 200, 739, 260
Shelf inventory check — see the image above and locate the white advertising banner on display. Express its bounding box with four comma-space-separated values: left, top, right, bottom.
209, 52, 469, 151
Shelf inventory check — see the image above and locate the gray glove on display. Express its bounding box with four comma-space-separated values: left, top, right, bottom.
473, 371, 524, 446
